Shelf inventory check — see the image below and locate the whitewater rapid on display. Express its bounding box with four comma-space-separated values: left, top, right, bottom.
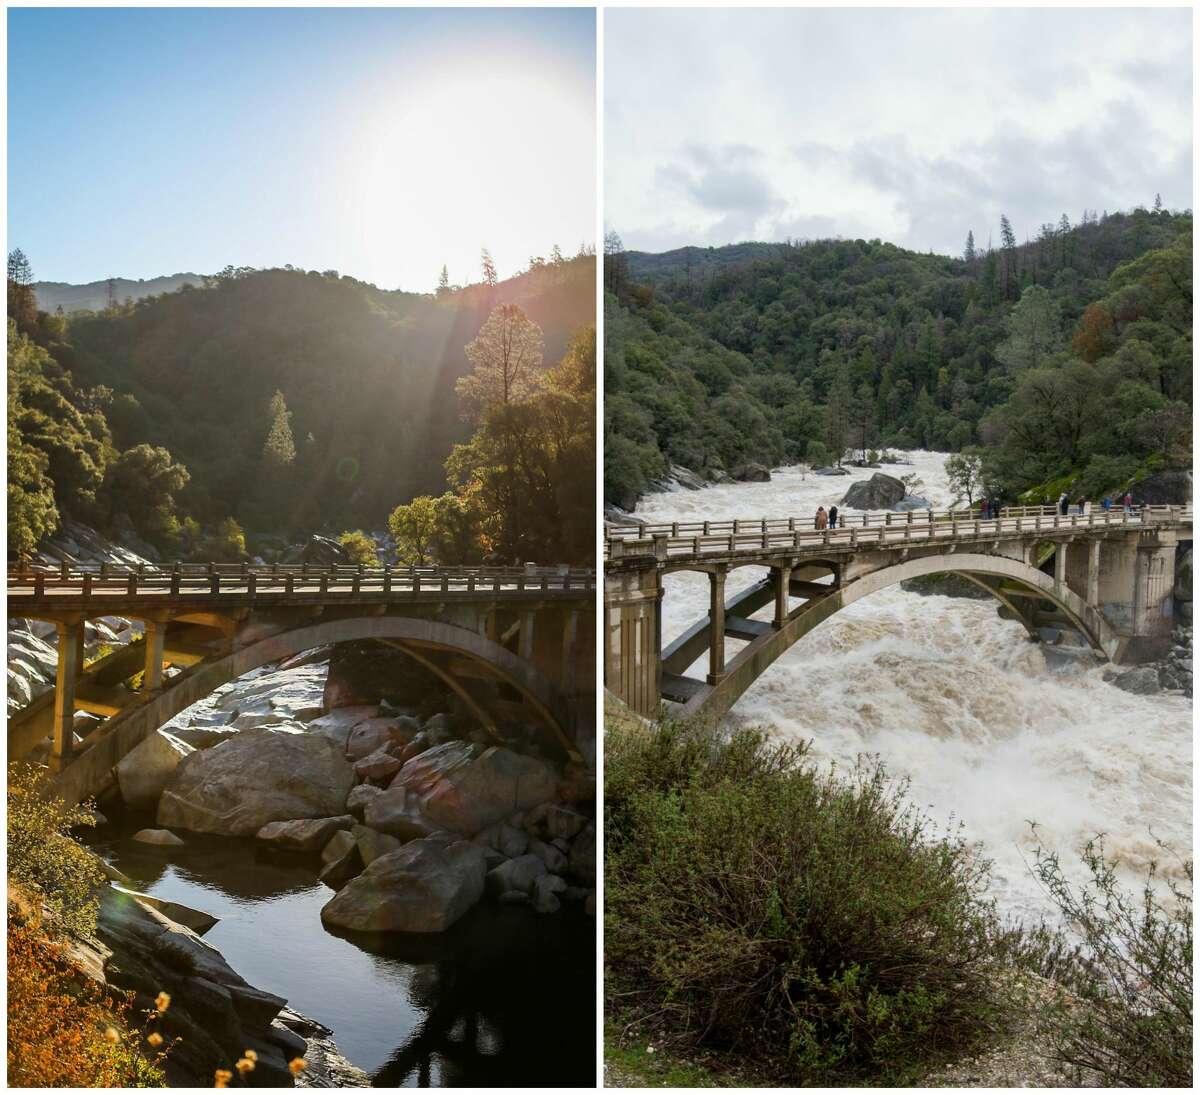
635, 452, 1193, 925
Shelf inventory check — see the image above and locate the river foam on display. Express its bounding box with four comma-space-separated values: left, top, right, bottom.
635, 452, 1193, 925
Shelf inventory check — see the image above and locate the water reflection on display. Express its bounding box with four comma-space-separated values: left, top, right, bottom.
89, 816, 595, 1086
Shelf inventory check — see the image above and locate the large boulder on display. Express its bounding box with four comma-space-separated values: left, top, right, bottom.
731, 462, 771, 483
299, 535, 348, 566
380, 741, 558, 838
842, 472, 906, 510
485, 853, 546, 897
320, 839, 487, 933
669, 464, 706, 491
1128, 469, 1192, 506
255, 815, 354, 853
1111, 667, 1161, 695
116, 730, 196, 811
157, 729, 355, 837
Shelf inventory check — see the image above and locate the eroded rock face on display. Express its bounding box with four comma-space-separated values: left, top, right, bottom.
378, 741, 559, 838
1111, 666, 1161, 695
157, 729, 355, 837
320, 839, 487, 933
117, 729, 196, 811
841, 472, 906, 510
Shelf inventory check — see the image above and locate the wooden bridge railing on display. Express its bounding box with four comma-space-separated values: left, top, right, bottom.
7, 562, 597, 604
605, 505, 1192, 563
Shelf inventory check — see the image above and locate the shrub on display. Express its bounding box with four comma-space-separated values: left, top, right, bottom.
7, 763, 106, 938
1025, 838, 1192, 1087
195, 517, 246, 562
338, 529, 379, 566
605, 720, 1005, 1085
7, 917, 166, 1087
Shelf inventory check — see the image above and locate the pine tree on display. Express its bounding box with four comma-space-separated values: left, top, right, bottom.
551, 244, 564, 265
437, 264, 449, 294
1154, 193, 1163, 212
481, 248, 497, 287
963, 230, 976, 262
262, 390, 296, 468
7, 249, 38, 332
999, 214, 1018, 300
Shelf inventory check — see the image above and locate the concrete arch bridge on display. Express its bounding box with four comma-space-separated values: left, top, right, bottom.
604, 505, 1192, 723
8, 562, 595, 805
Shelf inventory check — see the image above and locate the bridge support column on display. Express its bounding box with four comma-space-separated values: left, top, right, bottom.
50, 619, 84, 773
1054, 541, 1068, 588
1087, 540, 1100, 607
773, 562, 792, 628
707, 566, 727, 684
519, 610, 535, 662
143, 619, 166, 692
560, 609, 578, 698
604, 566, 662, 717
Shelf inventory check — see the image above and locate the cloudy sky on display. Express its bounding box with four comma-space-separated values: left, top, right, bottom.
606, 6, 1192, 256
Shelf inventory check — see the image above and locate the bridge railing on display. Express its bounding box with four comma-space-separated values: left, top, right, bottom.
605, 505, 1192, 562
7, 562, 597, 602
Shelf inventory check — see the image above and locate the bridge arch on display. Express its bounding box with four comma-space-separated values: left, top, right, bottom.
50, 615, 580, 806
679, 551, 1120, 724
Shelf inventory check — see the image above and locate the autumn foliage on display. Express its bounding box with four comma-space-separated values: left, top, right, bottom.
7, 913, 166, 1087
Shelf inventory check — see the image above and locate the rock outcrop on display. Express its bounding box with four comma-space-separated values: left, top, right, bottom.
841, 472, 906, 510
158, 729, 355, 837
731, 462, 771, 482
370, 741, 558, 839
321, 839, 487, 933
116, 729, 195, 811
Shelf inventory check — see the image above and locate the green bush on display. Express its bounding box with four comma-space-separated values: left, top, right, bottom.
1024, 838, 1192, 1087
338, 529, 379, 566
7, 763, 106, 938
605, 721, 1005, 1085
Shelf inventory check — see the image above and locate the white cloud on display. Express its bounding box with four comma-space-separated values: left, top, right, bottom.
606, 7, 1192, 255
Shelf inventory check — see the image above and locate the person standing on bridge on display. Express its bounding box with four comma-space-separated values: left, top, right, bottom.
979, 497, 989, 520
828, 504, 839, 529
1102, 495, 1113, 512
815, 506, 828, 530
1123, 491, 1133, 514
1058, 491, 1070, 516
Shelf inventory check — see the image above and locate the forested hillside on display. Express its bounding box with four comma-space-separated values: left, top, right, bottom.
604, 206, 1191, 508
33, 273, 201, 314
8, 252, 595, 560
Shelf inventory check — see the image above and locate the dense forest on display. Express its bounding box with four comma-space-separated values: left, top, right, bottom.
8, 249, 595, 563
604, 205, 1192, 509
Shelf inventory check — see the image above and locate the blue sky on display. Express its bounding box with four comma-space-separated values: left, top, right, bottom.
8, 7, 595, 290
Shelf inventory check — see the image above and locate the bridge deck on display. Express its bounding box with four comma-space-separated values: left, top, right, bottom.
8, 564, 596, 616
606, 505, 1191, 567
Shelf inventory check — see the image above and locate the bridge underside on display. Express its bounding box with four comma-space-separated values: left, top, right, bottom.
659, 552, 1119, 725
10, 600, 593, 806
605, 527, 1191, 724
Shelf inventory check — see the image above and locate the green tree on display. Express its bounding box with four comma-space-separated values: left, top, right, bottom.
995, 285, 1063, 372
338, 529, 379, 566
101, 443, 189, 547
945, 450, 985, 506
261, 389, 296, 468
388, 495, 440, 565
481, 248, 497, 287
7, 417, 58, 558
456, 304, 544, 420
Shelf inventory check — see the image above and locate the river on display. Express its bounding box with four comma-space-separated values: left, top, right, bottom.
635, 451, 1192, 925
89, 816, 594, 1087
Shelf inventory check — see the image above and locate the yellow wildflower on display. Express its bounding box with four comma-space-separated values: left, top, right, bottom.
243, 1048, 258, 1062
147, 1031, 164, 1048
235, 1057, 256, 1074
104, 1026, 121, 1044
155, 991, 172, 1013
214, 1068, 233, 1088
289, 1057, 308, 1075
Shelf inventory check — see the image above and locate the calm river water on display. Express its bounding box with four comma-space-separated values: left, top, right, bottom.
90, 816, 595, 1087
